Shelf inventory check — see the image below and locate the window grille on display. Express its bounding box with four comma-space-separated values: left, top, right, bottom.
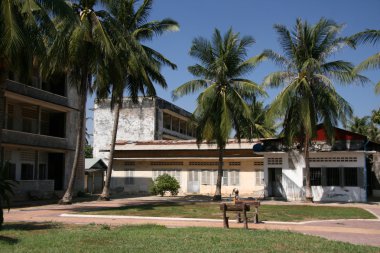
229, 162, 241, 166
124, 161, 136, 166
326, 167, 340, 186
309, 157, 357, 163
189, 162, 218, 166
267, 157, 282, 165
310, 168, 322, 186
151, 162, 183, 166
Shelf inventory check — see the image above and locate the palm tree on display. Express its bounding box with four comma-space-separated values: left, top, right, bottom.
173, 28, 266, 201
350, 30, 380, 93
47, 0, 116, 204
0, 162, 17, 229
0, 0, 72, 151
263, 18, 368, 201
97, 0, 179, 200
348, 116, 371, 136
238, 101, 277, 139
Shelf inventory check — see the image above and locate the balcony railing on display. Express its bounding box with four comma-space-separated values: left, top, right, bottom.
5, 79, 69, 108
2, 129, 74, 151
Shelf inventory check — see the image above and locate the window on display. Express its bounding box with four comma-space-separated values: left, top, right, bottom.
344, 168, 358, 186
310, 168, 322, 186
22, 107, 38, 133
5, 163, 16, 180
6, 104, 14, 130
163, 113, 171, 130
39, 164, 48, 180
153, 170, 181, 183
125, 170, 134, 185
326, 167, 340, 186
229, 170, 239, 186
201, 170, 212, 185
222, 170, 228, 186
21, 164, 34, 180
255, 171, 264, 185
220, 170, 239, 186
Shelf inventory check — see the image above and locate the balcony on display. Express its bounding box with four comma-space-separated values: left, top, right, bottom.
2, 129, 74, 151
5, 79, 69, 108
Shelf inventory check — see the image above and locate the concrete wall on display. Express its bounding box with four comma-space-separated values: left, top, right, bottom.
93, 97, 157, 161
263, 151, 366, 202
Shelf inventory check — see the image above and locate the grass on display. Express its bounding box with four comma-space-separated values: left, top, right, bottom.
79, 202, 377, 222
0, 223, 378, 253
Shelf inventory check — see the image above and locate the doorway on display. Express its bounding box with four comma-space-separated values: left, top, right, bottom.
268, 167, 283, 197
187, 170, 200, 193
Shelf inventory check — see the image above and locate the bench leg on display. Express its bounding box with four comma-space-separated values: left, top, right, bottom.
243, 204, 248, 229
254, 207, 259, 224
236, 212, 242, 223
222, 204, 229, 228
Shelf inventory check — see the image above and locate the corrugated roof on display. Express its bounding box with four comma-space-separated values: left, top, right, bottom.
114, 139, 261, 151
85, 158, 107, 170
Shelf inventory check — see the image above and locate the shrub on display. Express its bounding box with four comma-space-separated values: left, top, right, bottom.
150, 174, 180, 196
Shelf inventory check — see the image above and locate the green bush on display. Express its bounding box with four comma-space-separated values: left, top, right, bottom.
150, 174, 180, 196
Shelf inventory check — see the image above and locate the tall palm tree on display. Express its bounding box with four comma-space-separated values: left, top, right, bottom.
97, 0, 179, 200
263, 18, 368, 201
238, 101, 277, 139
350, 30, 380, 93
173, 28, 266, 201
47, 0, 116, 204
0, 0, 72, 152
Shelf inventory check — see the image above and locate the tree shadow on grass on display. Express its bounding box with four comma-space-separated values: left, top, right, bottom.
0, 235, 19, 245
75, 201, 188, 213
2, 222, 61, 231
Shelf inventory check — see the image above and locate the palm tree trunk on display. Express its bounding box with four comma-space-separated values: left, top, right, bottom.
213, 147, 224, 201
304, 135, 313, 202
59, 91, 87, 204
0, 196, 3, 229
0, 63, 8, 151
99, 95, 122, 201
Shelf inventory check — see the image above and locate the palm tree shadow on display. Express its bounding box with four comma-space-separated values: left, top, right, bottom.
0, 235, 19, 245
2, 222, 60, 231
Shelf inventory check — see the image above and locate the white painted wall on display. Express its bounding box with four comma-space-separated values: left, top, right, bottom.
263, 151, 367, 202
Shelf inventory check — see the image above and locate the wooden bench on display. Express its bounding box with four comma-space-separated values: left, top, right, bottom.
220, 203, 250, 229
235, 200, 260, 224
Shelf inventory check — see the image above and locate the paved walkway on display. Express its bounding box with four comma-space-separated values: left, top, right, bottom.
4, 196, 380, 247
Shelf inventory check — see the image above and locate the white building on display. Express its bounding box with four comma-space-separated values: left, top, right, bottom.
93, 97, 380, 202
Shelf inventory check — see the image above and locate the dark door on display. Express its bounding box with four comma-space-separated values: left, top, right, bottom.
269, 168, 283, 197
48, 153, 65, 190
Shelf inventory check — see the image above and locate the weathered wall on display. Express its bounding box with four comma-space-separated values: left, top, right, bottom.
93, 97, 157, 161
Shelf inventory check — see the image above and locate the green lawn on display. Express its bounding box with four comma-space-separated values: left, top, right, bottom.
0, 223, 378, 253
79, 202, 376, 222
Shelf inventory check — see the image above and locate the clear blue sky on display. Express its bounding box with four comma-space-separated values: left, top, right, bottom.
87, 0, 380, 142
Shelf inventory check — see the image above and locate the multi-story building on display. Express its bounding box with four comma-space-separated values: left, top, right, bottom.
93, 96, 196, 160
1, 71, 83, 200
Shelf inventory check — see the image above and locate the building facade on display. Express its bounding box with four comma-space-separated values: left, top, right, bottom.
93, 96, 380, 202
259, 127, 380, 202
111, 140, 265, 197
1, 72, 83, 200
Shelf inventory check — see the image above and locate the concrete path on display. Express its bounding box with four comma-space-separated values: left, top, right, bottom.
4, 196, 380, 247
